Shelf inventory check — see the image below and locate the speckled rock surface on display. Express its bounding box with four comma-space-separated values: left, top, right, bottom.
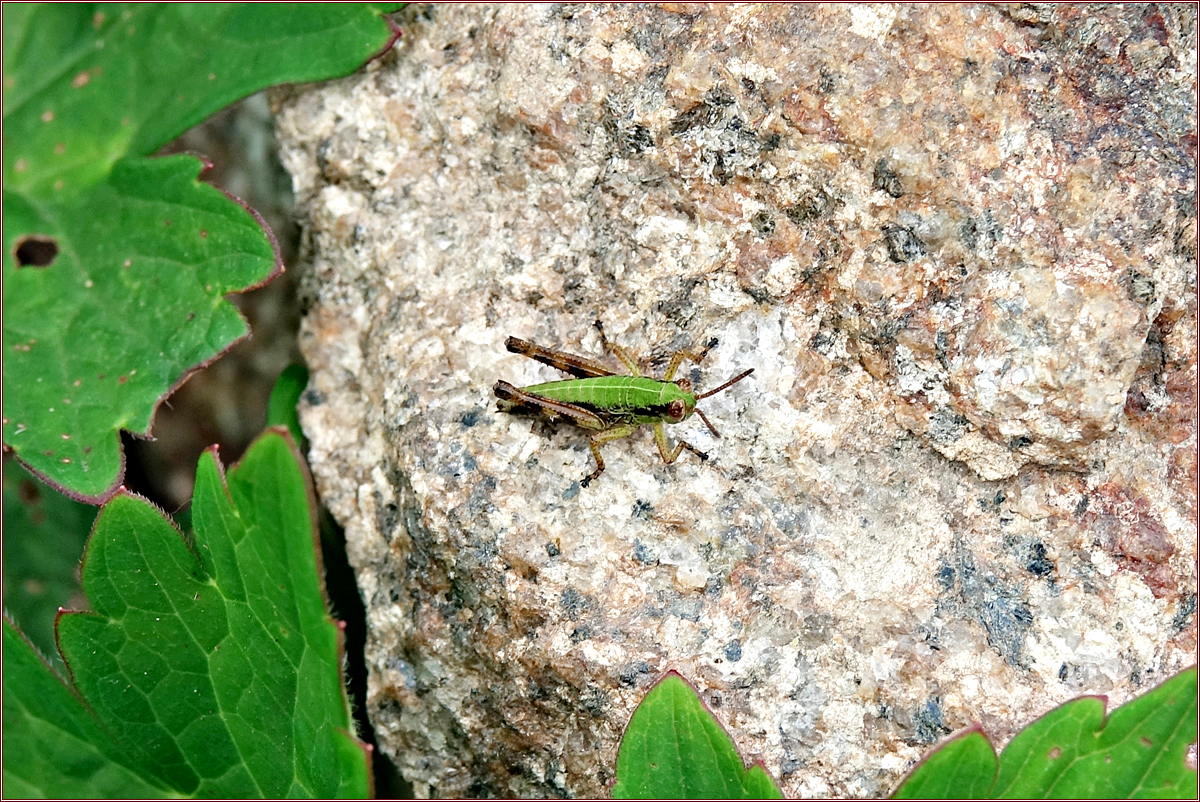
275, 4, 1196, 797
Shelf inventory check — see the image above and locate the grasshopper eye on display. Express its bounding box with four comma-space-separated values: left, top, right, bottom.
675, 378, 694, 393
667, 398, 687, 422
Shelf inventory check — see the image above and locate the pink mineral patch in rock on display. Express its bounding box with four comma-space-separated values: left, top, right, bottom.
1085, 483, 1179, 599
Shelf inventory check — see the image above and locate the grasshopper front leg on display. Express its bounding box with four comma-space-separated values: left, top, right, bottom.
663, 337, 719, 381
582, 424, 639, 486
653, 423, 708, 466
593, 320, 642, 376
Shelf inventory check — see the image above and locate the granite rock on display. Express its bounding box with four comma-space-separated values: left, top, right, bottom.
275, 4, 1196, 797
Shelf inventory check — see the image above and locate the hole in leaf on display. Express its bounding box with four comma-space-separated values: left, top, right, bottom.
14, 235, 59, 267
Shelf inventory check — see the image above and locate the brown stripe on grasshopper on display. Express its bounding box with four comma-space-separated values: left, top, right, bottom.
505, 336, 615, 380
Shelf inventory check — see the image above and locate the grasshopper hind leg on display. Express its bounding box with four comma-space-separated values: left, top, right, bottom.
494, 380, 606, 429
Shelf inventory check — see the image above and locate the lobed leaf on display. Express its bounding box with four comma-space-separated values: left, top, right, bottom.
3, 618, 171, 798
3, 4, 405, 194
891, 727, 998, 799
2, 459, 96, 672
991, 667, 1197, 798
12, 428, 373, 798
3, 155, 279, 500
892, 667, 1198, 799
3, 3, 402, 500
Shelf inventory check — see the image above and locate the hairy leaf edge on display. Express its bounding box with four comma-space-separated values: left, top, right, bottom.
47, 429, 374, 794
6, 154, 285, 505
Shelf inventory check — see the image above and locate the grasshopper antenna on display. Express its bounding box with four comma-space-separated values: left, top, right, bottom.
695, 409, 721, 438
694, 368, 754, 438
696, 368, 754, 399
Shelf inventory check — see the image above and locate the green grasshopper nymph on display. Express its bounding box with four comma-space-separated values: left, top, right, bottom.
493, 322, 754, 486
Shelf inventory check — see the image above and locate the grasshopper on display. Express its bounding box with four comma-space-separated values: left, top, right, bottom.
494, 322, 753, 486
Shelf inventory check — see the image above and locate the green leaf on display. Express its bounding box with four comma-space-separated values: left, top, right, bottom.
268, 363, 310, 448
2, 459, 96, 672
992, 667, 1197, 799
42, 428, 370, 798
741, 764, 786, 799
891, 728, 998, 799
3, 618, 172, 798
892, 667, 1199, 799
613, 671, 784, 799
3, 4, 404, 192
3, 3, 402, 501
3, 155, 279, 501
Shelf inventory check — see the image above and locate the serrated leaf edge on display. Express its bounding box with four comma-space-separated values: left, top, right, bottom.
47, 429, 372, 796
7, 155, 285, 506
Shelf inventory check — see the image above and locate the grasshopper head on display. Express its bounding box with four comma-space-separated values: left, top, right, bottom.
667, 368, 753, 432
668, 378, 697, 423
